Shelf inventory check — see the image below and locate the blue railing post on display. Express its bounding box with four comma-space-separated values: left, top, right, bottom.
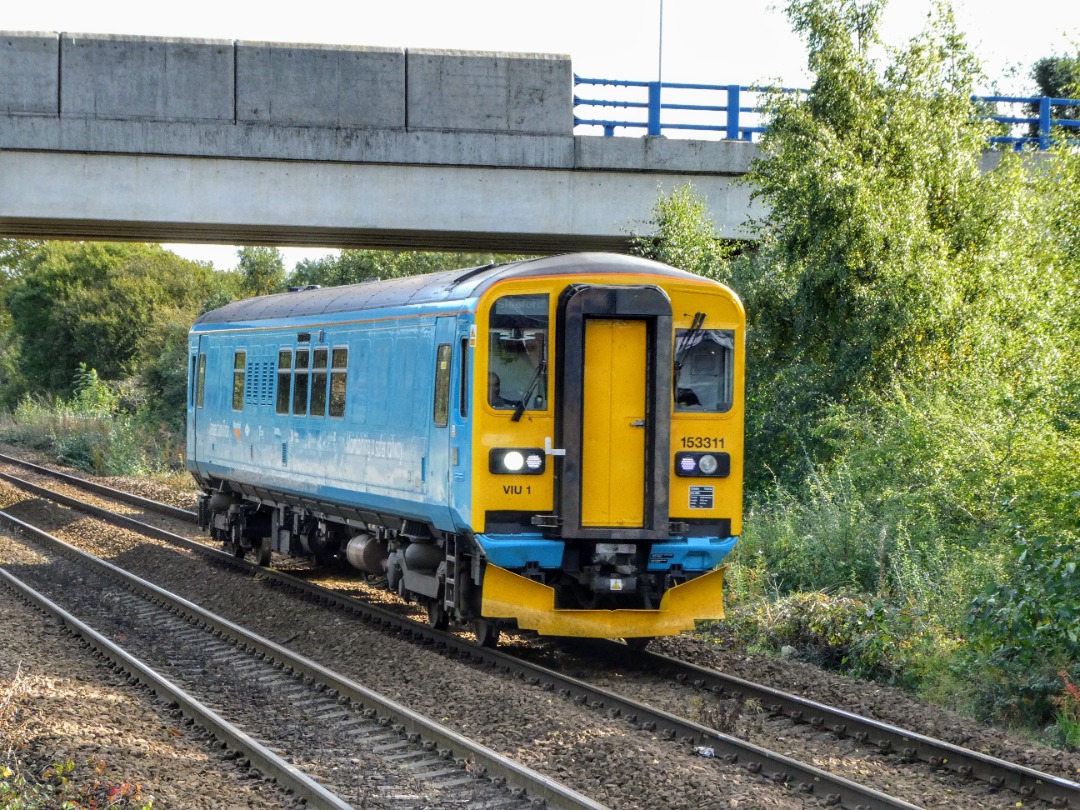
726, 85, 741, 141
1039, 96, 1052, 150
648, 81, 662, 136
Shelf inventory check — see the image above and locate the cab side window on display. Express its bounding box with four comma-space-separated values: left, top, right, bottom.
433, 344, 451, 427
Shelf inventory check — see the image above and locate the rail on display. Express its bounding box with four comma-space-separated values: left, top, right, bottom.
573, 75, 1080, 150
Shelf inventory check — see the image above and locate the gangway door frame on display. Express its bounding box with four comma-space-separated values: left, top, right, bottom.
553, 284, 673, 541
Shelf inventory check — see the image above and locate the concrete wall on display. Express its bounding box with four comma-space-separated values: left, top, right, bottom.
406, 49, 571, 134
61, 34, 234, 122
0, 32, 59, 115
237, 42, 405, 129
1, 31, 573, 136
0, 30, 747, 176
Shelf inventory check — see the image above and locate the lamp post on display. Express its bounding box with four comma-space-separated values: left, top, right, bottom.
649, 0, 665, 136
658, 0, 664, 87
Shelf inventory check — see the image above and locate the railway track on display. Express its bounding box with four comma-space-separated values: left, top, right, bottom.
0, 506, 605, 810
1, 452, 1078, 809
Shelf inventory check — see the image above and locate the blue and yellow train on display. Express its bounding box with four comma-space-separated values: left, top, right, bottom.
186, 253, 744, 645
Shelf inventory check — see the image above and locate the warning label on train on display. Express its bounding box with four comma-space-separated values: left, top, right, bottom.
689, 486, 714, 509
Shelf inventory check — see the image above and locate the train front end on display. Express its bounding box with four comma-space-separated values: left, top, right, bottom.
469, 257, 744, 639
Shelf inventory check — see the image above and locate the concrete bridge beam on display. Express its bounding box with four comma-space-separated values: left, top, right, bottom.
0, 31, 761, 250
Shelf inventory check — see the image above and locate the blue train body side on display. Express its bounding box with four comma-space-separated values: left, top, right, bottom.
189, 302, 475, 536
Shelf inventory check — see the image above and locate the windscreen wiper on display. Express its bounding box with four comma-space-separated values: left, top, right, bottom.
674, 311, 706, 386
512, 360, 547, 423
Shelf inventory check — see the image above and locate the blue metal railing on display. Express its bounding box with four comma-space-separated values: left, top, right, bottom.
573, 76, 1080, 150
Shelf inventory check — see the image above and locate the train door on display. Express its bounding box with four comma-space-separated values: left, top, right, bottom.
556, 285, 673, 540
186, 334, 208, 471
581, 319, 648, 526
448, 319, 473, 529
427, 316, 457, 525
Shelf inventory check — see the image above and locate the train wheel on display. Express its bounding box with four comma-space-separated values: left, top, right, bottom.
472, 618, 501, 648
227, 523, 246, 559
624, 637, 653, 652
255, 539, 272, 567
426, 599, 449, 631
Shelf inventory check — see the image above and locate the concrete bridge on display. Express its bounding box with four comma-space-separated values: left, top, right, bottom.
0, 32, 761, 253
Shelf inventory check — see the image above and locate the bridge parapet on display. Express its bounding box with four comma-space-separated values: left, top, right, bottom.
1, 32, 571, 133
0, 31, 746, 176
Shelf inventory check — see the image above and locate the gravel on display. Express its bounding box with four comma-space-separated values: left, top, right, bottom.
2, 454, 1079, 808
0, 571, 294, 809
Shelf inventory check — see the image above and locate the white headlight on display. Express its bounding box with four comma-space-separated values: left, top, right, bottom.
698, 454, 719, 475
503, 450, 525, 472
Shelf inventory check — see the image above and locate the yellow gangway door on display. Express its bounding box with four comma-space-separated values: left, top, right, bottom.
581, 319, 647, 527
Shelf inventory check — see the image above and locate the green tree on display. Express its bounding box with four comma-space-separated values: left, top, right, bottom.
0, 239, 42, 277
287, 249, 519, 288
630, 184, 734, 280
4, 242, 221, 397
741, 0, 1000, 484
1027, 52, 1080, 138
237, 246, 286, 296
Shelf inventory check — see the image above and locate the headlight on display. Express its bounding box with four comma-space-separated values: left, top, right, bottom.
489, 448, 546, 475
674, 451, 730, 478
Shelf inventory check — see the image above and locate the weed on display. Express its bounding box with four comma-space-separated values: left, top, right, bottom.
1054, 672, 1080, 751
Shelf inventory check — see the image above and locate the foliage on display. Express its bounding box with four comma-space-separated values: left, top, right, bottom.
741, 0, 1000, 486
691, 0, 1080, 741
1, 752, 152, 808
0, 241, 43, 278
1, 369, 151, 476
236, 246, 286, 297
630, 184, 734, 280
3, 243, 223, 400
1054, 672, 1080, 750
724, 588, 959, 687
1027, 52, 1080, 138
965, 527, 1080, 721
287, 249, 519, 288
132, 323, 191, 441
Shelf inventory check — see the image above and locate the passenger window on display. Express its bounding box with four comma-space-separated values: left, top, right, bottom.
311, 347, 329, 417
276, 349, 292, 415
293, 348, 310, 416
196, 353, 206, 409
674, 328, 735, 413
329, 347, 348, 418
488, 294, 548, 412
190, 355, 197, 406
232, 350, 246, 411
433, 344, 452, 427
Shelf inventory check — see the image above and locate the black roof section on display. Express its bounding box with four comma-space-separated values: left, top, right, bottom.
193, 253, 707, 327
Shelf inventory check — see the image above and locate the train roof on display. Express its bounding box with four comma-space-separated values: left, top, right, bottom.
193, 252, 713, 327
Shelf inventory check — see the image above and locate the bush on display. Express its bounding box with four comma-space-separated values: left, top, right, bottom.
0, 367, 153, 476
963, 527, 1080, 726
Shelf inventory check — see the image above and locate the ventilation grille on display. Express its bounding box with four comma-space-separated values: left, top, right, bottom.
245, 360, 274, 406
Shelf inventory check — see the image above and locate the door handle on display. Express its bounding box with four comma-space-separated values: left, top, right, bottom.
630, 419, 646, 427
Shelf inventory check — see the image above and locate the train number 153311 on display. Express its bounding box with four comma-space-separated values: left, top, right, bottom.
680, 436, 725, 450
